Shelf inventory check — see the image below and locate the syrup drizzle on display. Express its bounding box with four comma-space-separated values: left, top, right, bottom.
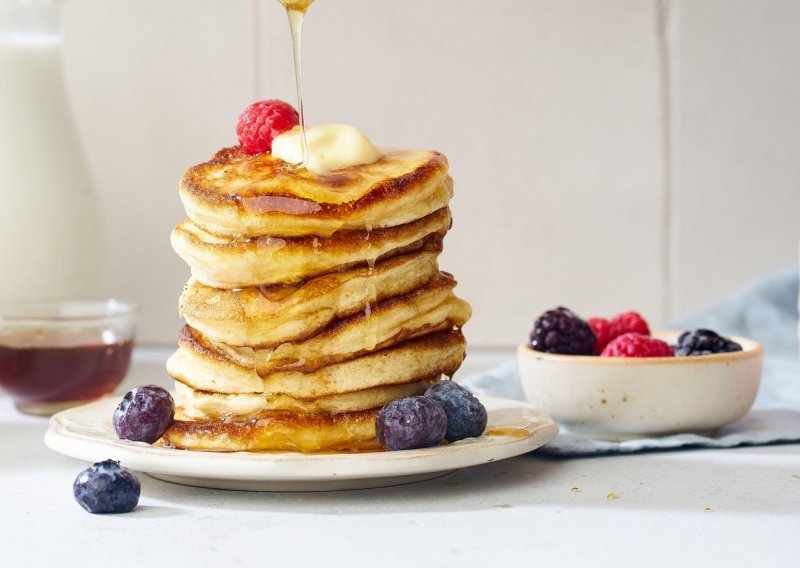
363, 223, 379, 351
274, 0, 378, 366
278, 0, 315, 168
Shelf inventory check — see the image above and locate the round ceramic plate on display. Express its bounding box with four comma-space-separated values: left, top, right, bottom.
45, 395, 557, 491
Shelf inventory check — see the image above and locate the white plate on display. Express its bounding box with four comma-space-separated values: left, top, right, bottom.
45, 395, 557, 491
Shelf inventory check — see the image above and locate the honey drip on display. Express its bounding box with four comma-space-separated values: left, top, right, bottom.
362, 224, 379, 351
279, 0, 315, 168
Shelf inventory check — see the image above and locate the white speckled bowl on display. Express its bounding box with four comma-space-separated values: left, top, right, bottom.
517, 331, 764, 440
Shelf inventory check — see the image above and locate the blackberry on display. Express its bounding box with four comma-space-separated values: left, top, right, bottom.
530, 307, 596, 355
674, 329, 742, 356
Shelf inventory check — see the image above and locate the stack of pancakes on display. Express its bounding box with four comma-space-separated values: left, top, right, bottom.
163, 146, 471, 452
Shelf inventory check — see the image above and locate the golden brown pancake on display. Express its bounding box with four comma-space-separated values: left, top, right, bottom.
173, 378, 434, 420
171, 207, 451, 288
179, 247, 442, 347
173, 381, 266, 419
172, 276, 470, 382
163, 407, 382, 453
168, 327, 467, 398
264, 378, 434, 414
180, 147, 452, 238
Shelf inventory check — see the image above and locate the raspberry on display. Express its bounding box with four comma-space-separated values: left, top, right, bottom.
588, 317, 617, 355
674, 329, 742, 356
236, 99, 299, 155
589, 311, 651, 354
611, 311, 650, 336
601, 332, 674, 358
530, 307, 596, 355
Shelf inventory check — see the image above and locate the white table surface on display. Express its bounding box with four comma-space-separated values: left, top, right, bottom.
2, 347, 799, 568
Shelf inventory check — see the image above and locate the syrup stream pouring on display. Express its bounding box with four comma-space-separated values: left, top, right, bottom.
278, 0, 316, 169
277, 0, 376, 354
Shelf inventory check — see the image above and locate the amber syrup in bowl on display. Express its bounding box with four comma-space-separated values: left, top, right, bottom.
0, 299, 137, 416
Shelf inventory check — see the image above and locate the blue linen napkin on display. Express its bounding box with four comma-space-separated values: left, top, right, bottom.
462, 266, 800, 457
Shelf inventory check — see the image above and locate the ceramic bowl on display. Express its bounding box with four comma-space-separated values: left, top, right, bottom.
517, 331, 763, 440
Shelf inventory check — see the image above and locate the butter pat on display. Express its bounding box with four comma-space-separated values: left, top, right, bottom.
272, 124, 382, 175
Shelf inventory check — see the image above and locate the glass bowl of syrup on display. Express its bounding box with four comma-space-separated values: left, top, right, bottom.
0, 299, 137, 416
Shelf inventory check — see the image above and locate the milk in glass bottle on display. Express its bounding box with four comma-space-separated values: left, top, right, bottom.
0, 0, 105, 300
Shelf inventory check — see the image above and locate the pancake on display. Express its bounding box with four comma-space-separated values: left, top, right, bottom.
179, 247, 442, 347
184, 275, 470, 378
173, 378, 434, 420
163, 407, 382, 453
168, 328, 466, 398
253, 281, 469, 374
168, 142, 470, 453
171, 207, 451, 288
264, 378, 434, 414
180, 147, 452, 238
174, 381, 266, 419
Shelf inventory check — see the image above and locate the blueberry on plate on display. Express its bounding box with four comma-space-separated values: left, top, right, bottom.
424, 380, 488, 442
376, 396, 447, 451
113, 385, 175, 444
73, 460, 140, 514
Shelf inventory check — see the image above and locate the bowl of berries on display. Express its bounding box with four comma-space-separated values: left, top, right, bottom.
517, 308, 764, 440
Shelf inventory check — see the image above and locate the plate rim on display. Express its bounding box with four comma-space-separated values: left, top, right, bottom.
45, 395, 558, 482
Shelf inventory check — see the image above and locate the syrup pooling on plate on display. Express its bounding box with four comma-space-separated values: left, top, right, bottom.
485, 428, 530, 439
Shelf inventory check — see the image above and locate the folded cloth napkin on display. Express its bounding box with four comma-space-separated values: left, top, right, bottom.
461, 266, 800, 457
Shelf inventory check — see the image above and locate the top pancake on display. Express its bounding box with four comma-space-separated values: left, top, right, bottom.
180, 146, 453, 238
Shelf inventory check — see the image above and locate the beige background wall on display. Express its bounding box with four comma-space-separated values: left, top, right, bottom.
59, 0, 800, 347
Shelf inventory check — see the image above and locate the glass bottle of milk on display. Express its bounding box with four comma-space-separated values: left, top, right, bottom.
0, 0, 105, 301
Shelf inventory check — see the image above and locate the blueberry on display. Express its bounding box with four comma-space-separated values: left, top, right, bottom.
113, 385, 175, 444
376, 396, 447, 451
73, 460, 140, 514
424, 381, 488, 442
530, 307, 596, 355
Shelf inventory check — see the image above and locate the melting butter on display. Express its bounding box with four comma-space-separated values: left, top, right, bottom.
272, 124, 382, 175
